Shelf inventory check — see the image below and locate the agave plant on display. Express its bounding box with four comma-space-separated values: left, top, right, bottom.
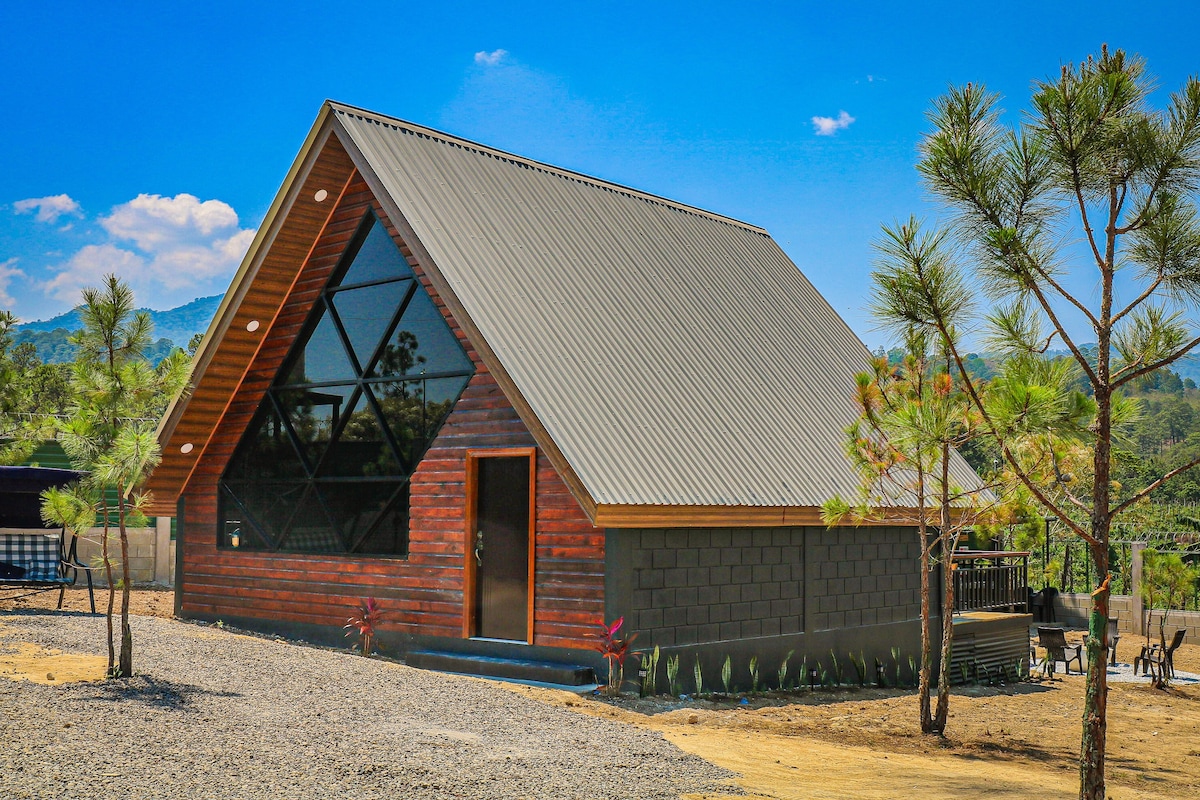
589, 617, 638, 696
344, 597, 385, 656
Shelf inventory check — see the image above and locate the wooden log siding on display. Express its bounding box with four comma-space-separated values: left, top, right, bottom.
179, 158, 605, 650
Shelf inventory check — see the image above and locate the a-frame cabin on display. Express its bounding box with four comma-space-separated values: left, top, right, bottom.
148, 102, 985, 685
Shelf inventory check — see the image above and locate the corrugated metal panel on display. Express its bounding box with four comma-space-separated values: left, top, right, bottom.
331, 103, 983, 508
950, 612, 1033, 684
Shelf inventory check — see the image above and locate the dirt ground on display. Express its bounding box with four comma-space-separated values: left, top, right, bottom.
5, 587, 1200, 798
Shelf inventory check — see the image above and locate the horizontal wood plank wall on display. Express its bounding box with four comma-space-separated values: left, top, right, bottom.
180, 140, 603, 650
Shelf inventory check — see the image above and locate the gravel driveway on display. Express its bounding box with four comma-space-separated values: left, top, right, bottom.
0, 611, 735, 800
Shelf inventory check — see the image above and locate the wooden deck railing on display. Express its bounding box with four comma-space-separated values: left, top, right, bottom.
952, 550, 1030, 612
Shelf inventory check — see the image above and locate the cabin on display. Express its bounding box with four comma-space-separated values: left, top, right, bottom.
148, 101, 993, 688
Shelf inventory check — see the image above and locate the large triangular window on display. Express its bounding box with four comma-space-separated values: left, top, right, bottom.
218, 212, 474, 556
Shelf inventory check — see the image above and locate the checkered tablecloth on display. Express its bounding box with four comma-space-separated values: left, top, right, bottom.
0, 533, 65, 582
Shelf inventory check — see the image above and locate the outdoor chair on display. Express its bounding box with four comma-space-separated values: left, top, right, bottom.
1037, 626, 1083, 675
1107, 618, 1121, 666
1136, 629, 1186, 680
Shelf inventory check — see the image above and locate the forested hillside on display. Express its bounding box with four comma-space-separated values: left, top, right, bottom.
12, 294, 219, 364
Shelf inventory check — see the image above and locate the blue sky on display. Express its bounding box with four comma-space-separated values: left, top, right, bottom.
1, 1, 1196, 349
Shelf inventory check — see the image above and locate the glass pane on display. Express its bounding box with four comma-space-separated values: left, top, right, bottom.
423, 375, 471, 440
278, 487, 343, 552
219, 483, 268, 549
338, 217, 413, 287
274, 385, 357, 471
370, 381, 425, 466
371, 286, 473, 379
317, 481, 401, 551
318, 391, 403, 477
353, 484, 410, 555
224, 404, 307, 481
329, 279, 413, 372
227, 481, 307, 546
280, 303, 357, 385
372, 375, 469, 465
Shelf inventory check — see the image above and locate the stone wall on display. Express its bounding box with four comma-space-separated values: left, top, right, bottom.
71, 517, 174, 586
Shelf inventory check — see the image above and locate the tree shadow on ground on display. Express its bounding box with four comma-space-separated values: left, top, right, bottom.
86, 675, 241, 710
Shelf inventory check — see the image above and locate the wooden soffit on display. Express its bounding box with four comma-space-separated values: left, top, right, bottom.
146, 109, 357, 515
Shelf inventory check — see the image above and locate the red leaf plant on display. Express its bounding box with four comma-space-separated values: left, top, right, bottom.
344, 597, 386, 656
590, 617, 638, 696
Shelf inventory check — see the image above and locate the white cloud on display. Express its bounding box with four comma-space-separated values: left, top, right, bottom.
0, 258, 25, 308
42, 193, 254, 308
43, 244, 146, 304
812, 110, 856, 136
474, 49, 508, 66
13, 194, 83, 223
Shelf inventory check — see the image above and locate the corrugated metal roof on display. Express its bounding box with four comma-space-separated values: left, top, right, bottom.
330, 103, 983, 508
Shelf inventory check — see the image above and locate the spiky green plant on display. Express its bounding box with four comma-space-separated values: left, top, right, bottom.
748, 655, 760, 694
829, 650, 842, 686
777, 650, 794, 691
638, 646, 660, 697
693, 656, 704, 696
666, 654, 681, 697
721, 655, 732, 695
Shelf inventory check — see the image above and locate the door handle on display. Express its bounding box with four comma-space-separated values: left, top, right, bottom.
475, 530, 484, 566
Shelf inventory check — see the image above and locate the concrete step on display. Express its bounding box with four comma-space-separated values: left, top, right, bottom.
406, 650, 596, 686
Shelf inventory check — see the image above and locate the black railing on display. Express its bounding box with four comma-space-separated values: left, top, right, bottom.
952, 551, 1030, 613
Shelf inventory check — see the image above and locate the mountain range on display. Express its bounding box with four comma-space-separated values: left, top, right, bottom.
13, 294, 222, 364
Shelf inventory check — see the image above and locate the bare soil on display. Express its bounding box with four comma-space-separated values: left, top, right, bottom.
5, 589, 1199, 798
0, 585, 175, 618
505, 633, 1200, 799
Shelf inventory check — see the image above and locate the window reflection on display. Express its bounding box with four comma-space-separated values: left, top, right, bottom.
218, 212, 474, 556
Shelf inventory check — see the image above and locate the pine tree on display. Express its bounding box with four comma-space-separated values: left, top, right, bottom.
886, 47, 1200, 798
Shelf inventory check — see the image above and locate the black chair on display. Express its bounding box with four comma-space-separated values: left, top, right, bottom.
1037, 626, 1083, 675
1107, 618, 1121, 666
1137, 629, 1186, 680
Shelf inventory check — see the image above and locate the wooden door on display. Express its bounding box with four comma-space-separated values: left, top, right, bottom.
465, 449, 535, 642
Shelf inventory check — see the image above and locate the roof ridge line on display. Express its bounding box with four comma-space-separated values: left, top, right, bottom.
327, 100, 769, 236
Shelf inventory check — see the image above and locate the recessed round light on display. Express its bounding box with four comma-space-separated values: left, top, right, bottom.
180, 443, 194, 454
314, 189, 328, 202
246, 320, 260, 332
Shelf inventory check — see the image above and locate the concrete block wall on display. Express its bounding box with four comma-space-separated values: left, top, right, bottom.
615, 525, 921, 648
1057, 592, 1200, 643
805, 526, 921, 631
70, 517, 174, 586
621, 527, 805, 647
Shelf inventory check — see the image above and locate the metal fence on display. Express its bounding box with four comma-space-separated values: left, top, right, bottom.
952, 551, 1030, 612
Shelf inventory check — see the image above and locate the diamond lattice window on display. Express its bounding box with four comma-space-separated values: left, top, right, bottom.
218, 212, 474, 555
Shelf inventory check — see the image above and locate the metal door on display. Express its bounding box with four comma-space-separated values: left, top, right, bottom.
472, 455, 531, 641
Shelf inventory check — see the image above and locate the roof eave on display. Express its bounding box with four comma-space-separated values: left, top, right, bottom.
155, 103, 338, 452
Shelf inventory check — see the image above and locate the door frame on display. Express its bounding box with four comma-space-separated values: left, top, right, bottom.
462, 447, 537, 643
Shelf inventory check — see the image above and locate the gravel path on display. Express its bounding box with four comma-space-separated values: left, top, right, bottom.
0, 611, 737, 800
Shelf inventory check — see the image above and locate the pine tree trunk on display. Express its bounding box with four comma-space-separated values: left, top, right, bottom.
100, 502, 116, 677
932, 443, 954, 734
1080, 573, 1109, 799
118, 499, 133, 678
916, 470, 934, 733
1079, 377, 1113, 800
